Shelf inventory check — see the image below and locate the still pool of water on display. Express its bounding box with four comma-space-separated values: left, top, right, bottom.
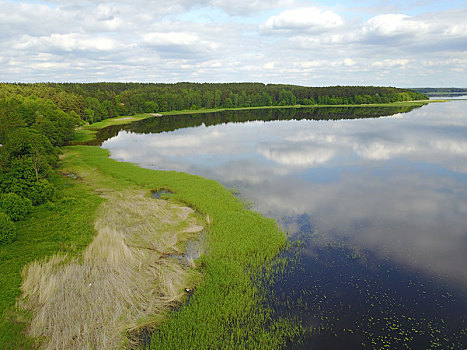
101, 104, 467, 349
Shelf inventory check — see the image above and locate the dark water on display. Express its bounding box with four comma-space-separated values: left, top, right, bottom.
100, 104, 467, 349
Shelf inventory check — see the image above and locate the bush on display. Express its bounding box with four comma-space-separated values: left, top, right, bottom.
0, 157, 37, 198
0, 212, 15, 245
28, 179, 55, 205
0, 193, 32, 221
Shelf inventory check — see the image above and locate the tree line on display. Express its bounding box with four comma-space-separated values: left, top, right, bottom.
1, 83, 427, 124
0, 94, 80, 244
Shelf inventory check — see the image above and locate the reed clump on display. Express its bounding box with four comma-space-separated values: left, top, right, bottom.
62, 146, 302, 349
20, 189, 203, 350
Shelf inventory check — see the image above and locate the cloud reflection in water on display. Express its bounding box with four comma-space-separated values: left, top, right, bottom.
103, 102, 467, 290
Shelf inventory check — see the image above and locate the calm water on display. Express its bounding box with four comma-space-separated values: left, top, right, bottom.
101, 104, 467, 349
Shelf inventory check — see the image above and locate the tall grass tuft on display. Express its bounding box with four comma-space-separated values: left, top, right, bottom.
19, 189, 204, 350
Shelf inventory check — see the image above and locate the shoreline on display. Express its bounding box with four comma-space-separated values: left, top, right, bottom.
1, 99, 448, 348
73, 100, 442, 144
3, 144, 299, 348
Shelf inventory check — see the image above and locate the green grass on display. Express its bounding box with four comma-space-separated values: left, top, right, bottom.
70, 128, 97, 144
61, 146, 302, 349
1, 144, 302, 348
84, 114, 153, 130
0, 173, 103, 349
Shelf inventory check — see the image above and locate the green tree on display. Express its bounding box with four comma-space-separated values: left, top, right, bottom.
1, 128, 57, 181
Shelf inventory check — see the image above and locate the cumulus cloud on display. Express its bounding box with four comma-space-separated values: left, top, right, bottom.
15, 34, 121, 53
260, 7, 344, 34
0, 0, 466, 84
372, 58, 410, 67
363, 14, 426, 38
360, 10, 467, 51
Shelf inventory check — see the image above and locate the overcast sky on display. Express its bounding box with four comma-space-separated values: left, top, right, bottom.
1, 0, 466, 87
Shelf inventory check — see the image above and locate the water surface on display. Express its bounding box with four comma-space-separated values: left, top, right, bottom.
101, 104, 467, 349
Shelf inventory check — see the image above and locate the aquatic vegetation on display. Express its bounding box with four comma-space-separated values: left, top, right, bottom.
269, 233, 467, 350
58, 146, 301, 349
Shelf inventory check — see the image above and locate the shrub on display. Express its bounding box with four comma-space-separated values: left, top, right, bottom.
0, 193, 32, 221
28, 179, 55, 205
0, 157, 37, 198
0, 212, 15, 245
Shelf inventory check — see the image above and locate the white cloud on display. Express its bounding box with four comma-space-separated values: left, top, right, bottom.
260, 7, 344, 34
363, 14, 426, 37
343, 58, 356, 67
372, 58, 410, 67
143, 32, 201, 46
0, 0, 466, 85
14, 33, 120, 52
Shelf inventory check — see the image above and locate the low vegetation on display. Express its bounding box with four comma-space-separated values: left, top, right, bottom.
0, 173, 102, 348
0, 212, 15, 245
66, 146, 301, 349
20, 184, 204, 349
0, 143, 302, 348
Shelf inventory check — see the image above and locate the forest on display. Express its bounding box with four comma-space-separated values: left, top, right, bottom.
0, 82, 426, 243
1, 82, 427, 124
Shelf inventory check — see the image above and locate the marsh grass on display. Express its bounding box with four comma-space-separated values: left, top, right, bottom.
59, 146, 303, 349
18, 158, 204, 349
4, 144, 303, 349
0, 174, 102, 349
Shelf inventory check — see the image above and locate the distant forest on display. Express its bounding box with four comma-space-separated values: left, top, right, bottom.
413, 88, 467, 96
1, 83, 426, 124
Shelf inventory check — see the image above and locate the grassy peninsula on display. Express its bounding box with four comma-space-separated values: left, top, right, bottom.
1, 144, 300, 349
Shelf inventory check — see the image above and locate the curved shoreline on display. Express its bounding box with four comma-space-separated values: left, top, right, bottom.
73, 101, 437, 144
55, 145, 296, 348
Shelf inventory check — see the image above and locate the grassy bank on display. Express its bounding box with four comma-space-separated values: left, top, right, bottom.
0, 172, 103, 348
66, 146, 300, 349
18, 147, 206, 349
1, 144, 301, 348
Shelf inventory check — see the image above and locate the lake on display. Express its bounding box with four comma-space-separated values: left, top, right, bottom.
100, 103, 467, 349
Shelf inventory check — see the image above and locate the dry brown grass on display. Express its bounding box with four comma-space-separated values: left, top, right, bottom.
19, 189, 204, 350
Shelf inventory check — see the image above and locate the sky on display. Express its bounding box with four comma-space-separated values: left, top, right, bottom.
1, 0, 466, 86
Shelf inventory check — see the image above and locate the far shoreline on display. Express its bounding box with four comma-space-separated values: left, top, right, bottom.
73, 99, 446, 144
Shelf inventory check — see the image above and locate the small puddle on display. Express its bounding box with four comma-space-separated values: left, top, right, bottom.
170, 233, 205, 267
151, 189, 174, 199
